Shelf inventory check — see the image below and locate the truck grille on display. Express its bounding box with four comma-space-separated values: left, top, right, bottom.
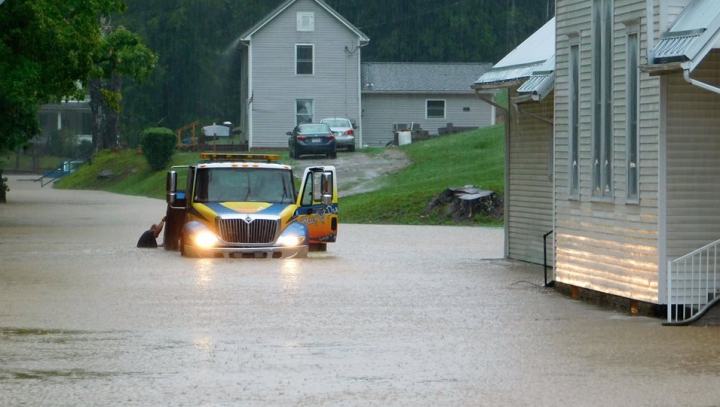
216, 218, 279, 244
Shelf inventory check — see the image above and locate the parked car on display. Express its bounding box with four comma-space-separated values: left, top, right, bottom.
319, 118, 356, 152
287, 123, 337, 159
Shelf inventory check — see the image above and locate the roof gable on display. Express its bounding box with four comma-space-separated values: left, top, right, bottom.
240, 0, 369, 43
361, 62, 492, 93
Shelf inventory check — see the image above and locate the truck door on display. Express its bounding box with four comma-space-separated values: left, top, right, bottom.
296, 166, 338, 244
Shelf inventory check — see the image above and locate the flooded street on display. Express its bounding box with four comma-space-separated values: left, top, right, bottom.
1, 175, 720, 406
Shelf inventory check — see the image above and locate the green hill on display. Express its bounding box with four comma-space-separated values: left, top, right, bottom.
54, 124, 505, 226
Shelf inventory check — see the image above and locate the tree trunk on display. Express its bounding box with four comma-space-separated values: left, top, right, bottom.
425, 186, 503, 222
89, 79, 106, 153
89, 75, 123, 152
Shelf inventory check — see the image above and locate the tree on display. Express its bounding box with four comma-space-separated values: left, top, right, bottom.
89, 24, 157, 151
0, 0, 126, 153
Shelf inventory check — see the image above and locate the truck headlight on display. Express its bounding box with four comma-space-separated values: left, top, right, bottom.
277, 234, 303, 247
193, 230, 219, 248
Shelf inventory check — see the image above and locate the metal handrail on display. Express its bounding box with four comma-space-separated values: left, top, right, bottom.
666, 238, 720, 324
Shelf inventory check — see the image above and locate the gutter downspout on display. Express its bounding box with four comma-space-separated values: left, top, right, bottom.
683, 68, 720, 96
475, 89, 510, 259
240, 39, 253, 150
356, 40, 369, 149
510, 99, 554, 126
646, 0, 655, 64
475, 92, 508, 114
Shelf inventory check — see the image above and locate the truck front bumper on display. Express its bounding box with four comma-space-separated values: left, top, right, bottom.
182, 244, 309, 259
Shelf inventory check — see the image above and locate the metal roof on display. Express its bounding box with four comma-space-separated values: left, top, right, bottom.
240, 0, 369, 43
361, 62, 492, 93
517, 55, 556, 102
474, 17, 555, 87
650, 0, 720, 67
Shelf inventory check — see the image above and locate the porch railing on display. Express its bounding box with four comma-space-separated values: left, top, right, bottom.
667, 238, 720, 324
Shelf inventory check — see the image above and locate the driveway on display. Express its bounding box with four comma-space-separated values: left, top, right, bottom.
294, 148, 411, 197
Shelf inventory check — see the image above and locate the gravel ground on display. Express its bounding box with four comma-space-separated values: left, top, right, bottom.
295, 148, 411, 197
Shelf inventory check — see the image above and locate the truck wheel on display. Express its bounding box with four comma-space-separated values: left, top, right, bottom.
163, 207, 184, 251
294, 146, 302, 159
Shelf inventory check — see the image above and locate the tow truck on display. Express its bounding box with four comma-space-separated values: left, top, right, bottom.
163, 153, 337, 258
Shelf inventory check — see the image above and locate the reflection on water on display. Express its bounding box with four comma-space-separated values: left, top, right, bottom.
193, 336, 215, 360
281, 259, 301, 293
194, 259, 215, 289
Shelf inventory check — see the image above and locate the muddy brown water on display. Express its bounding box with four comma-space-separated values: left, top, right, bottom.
1, 175, 720, 407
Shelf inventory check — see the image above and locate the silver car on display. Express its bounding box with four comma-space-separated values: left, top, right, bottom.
319, 118, 356, 152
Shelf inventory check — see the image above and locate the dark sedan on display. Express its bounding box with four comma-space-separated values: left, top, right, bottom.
287, 123, 337, 159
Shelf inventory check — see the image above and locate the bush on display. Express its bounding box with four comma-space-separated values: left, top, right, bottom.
48, 128, 76, 157
140, 127, 177, 171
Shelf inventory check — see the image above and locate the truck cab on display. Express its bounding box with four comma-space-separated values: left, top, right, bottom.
164, 153, 337, 258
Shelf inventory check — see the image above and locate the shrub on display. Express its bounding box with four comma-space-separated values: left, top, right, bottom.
48, 128, 76, 157
140, 127, 177, 171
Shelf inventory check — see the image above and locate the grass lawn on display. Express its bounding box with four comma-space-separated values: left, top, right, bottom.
53, 124, 505, 226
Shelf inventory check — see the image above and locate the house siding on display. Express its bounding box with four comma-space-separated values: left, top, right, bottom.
506, 91, 555, 266
665, 51, 720, 260
661, 0, 689, 33
361, 93, 493, 147
555, 0, 661, 303
248, 0, 362, 148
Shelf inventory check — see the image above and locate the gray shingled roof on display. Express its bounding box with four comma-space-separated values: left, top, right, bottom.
361, 62, 492, 93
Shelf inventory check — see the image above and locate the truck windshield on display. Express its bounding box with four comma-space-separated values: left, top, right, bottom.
194, 167, 295, 204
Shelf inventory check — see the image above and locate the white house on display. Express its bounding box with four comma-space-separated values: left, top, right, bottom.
239, 0, 369, 149
239, 0, 495, 151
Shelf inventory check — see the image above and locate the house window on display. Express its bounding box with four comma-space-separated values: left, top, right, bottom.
296, 44, 313, 75
426, 100, 445, 119
569, 40, 580, 199
626, 30, 639, 202
592, 0, 613, 198
296, 99, 313, 125
297, 12, 314, 31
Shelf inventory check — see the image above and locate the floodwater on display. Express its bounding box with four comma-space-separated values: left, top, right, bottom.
1, 175, 720, 407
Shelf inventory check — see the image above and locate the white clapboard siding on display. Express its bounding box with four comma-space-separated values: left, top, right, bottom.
360, 93, 493, 148
665, 52, 720, 261
506, 93, 554, 266
248, 0, 362, 148
554, 0, 662, 303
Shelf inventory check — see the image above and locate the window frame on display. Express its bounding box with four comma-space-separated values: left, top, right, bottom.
296, 44, 314, 75
295, 99, 314, 126
626, 26, 640, 203
569, 36, 581, 200
426, 99, 446, 119
591, 0, 614, 200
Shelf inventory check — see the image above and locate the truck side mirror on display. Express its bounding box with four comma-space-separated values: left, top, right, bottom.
166, 170, 177, 205
321, 172, 333, 196
166, 170, 186, 207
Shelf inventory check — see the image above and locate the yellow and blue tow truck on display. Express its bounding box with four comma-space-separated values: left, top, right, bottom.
164, 153, 338, 258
